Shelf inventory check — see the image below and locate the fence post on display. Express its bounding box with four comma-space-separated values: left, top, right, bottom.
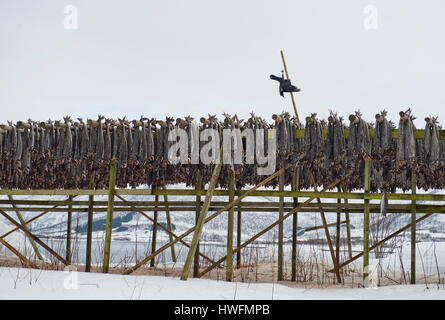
226, 171, 235, 281
343, 186, 353, 259
85, 176, 94, 272
411, 170, 417, 284
103, 160, 116, 273
278, 168, 285, 281
164, 193, 176, 263
194, 172, 202, 277
236, 186, 242, 269
336, 187, 341, 268
150, 193, 159, 268
363, 158, 371, 287
181, 150, 222, 281
291, 166, 299, 281
66, 195, 73, 264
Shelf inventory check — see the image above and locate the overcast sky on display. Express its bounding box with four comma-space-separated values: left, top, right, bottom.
1, 0, 444, 127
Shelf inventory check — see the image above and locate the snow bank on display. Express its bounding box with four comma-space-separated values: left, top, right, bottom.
0, 267, 443, 300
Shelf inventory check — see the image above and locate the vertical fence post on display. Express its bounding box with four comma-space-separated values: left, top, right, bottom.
150, 193, 159, 268
226, 171, 235, 281
164, 193, 176, 263
236, 186, 242, 269
411, 170, 417, 284
363, 158, 371, 287
103, 160, 116, 273
66, 195, 73, 264
291, 166, 299, 282
336, 187, 341, 268
278, 168, 285, 281
194, 172, 202, 277
85, 176, 94, 272
181, 150, 222, 281
343, 186, 353, 260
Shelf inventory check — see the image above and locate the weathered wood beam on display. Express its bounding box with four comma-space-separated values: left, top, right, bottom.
0, 209, 68, 265
103, 160, 116, 273
181, 152, 223, 280
197, 174, 347, 278
8, 195, 44, 261
124, 167, 286, 275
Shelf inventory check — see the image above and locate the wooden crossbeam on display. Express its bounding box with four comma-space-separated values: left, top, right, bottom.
196, 174, 348, 278
123, 167, 285, 275
0, 209, 68, 265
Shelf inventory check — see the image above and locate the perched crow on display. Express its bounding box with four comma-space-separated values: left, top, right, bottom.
270, 71, 301, 97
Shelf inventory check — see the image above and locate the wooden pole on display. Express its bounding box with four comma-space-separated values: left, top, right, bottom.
363, 158, 371, 287
194, 172, 202, 277
0, 197, 76, 240
103, 160, 116, 273
125, 167, 285, 275
180, 152, 222, 280
310, 173, 342, 284
336, 187, 341, 268
115, 194, 219, 266
150, 193, 159, 267
85, 176, 94, 272
291, 167, 299, 281
164, 193, 176, 263
330, 213, 433, 272
226, 171, 235, 281
343, 186, 353, 259
0, 209, 68, 265
0, 237, 38, 269
280, 50, 300, 123
8, 195, 43, 261
278, 169, 285, 281
236, 186, 242, 269
411, 170, 417, 284
66, 195, 73, 264
197, 175, 347, 278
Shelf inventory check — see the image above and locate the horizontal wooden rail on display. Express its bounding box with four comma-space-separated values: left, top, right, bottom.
1, 189, 445, 201
0, 204, 444, 214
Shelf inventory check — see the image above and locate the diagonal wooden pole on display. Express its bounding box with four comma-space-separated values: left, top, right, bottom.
329, 212, 434, 272
310, 172, 342, 284
0, 196, 75, 240
280, 50, 300, 123
124, 167, 285, 275
0, 209, 68, 265
115, 194, 217, 265
197, 174, 348, 278
8, 195, 44, 261
0, 237, 38, 269
181, 150, 223, 280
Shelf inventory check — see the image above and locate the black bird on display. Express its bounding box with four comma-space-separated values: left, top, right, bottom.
270, 71, 301, 97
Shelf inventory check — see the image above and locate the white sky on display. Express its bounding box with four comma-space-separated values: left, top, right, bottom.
1, 0, 444, 127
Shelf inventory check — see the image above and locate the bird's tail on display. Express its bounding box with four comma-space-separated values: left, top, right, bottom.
270, 74, 282, 82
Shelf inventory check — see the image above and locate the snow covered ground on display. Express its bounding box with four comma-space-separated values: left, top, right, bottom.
0, 266, 444, 300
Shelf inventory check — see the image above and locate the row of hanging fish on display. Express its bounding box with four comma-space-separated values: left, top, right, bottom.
0, 109, 444, 191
